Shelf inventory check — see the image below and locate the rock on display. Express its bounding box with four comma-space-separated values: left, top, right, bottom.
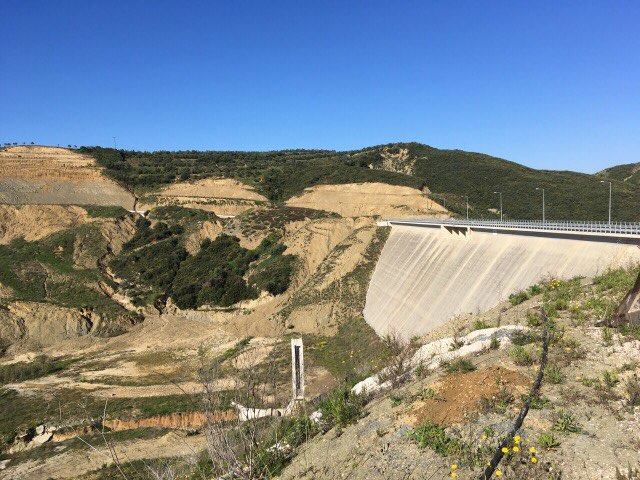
35, 424, 45, 435
30, 432, 53, 446
0, 459, 10, 470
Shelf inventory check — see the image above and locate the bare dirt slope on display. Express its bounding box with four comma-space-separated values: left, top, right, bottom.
285, 182, 447, 218
141, 177, 268, 216
0, 205, 89, 244
0, 146, 135, 209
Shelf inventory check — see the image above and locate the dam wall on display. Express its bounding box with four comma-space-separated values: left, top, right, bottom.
363, 224, 640, 339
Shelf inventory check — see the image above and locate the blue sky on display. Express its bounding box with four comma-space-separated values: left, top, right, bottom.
1, 1, 639, 173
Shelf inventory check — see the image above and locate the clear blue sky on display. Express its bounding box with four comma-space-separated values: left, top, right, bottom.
2, 1, 639, 173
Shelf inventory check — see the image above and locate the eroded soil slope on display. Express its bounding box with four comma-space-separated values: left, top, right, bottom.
0, 146, 135, 209
286, 182, 446, 218
140, 177, 268, 216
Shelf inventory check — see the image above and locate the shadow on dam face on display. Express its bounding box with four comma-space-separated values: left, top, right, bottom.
363, 225, 640, 340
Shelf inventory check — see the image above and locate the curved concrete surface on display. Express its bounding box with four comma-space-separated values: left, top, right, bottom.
364, 225, 640, 339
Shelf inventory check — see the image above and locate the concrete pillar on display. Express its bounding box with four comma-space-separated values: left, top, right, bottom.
291, 338, 305, 400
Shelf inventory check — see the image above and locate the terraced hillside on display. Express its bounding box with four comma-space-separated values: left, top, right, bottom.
0, 146, 135, 209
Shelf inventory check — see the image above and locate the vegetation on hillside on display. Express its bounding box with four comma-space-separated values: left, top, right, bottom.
110, 222, 296, 309
81, 143, 640, 221
598, 161, 640, 187
0, 226, 132, 323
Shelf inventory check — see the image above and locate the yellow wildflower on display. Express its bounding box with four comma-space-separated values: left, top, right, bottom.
529, 447, 537, 454
495, 470, 503, 477
450, 464, 458, 471
531, 456, 538, 464
513, 435, 521, 444
501, 447, 510, 454
450, 473, 458, 479
513, 446, 520, 452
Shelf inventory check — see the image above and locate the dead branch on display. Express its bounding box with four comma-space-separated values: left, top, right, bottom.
478, 310, 551, 480
609, 271, 640, 327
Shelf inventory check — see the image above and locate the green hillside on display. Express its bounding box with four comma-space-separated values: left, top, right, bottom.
81, 143, 639, 221
598, 162, 640, 187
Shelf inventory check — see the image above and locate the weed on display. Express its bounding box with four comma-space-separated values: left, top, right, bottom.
510, 345, 534, 366
581, 376, 600, 388
537, 432, 561, 449
472, 320, 490, 330
602, 327, 614, 346
449, 336, 465, 351
412, 421, 461, 456
511, 331, 537, 346
443, 358, 476, 374
479, 387, 515, 414
509, 291, 529, 306
390, 394, 404, 407
602, 370, 620, 390
545, 364, 565, 384
523, 393, 550, 410
625, 375, 640, 406
526, 310, 543, 327
414, 362, 428, 379
489, 334, 500, 350
552, 410, 581, 433
619, 323, 640, 342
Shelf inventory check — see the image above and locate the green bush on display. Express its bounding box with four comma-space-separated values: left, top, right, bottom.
509, 291, 529, 306
318, 385, 365, 429
412, 421, 461, 456
443, 358, 476, 374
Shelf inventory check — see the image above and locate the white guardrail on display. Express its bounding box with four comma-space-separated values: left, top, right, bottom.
386, 219, 640, 236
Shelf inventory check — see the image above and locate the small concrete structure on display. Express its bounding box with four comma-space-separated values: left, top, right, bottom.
233, 338, 305, 421
291, 338, 305, 401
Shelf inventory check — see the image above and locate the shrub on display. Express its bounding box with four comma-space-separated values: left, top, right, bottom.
511, 331, 537, 346
318, 386, 364, 430
472, 320, 490, 330
412, 421, 461, 456
509, 291, 529, 306
249, 253, 296, 295
526, 310, 543, 327
443, 358, 476, 374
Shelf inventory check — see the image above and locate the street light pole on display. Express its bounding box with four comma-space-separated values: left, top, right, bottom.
493, 191, 503, 221
600, 181, 612, 224
536, 187, 545, 223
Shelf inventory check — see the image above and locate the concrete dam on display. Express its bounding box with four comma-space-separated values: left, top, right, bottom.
364, 220, 640, 339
